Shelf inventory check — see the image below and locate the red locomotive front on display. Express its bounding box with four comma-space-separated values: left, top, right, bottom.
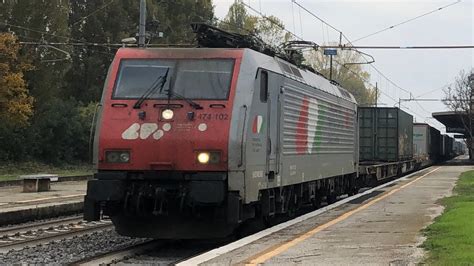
99, 48, 242, 171
85, 48, 244, 238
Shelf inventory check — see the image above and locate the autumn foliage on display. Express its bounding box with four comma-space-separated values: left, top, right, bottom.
0, 33, 33, 126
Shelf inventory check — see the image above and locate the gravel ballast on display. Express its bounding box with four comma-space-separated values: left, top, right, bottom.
0, 229, 149, 264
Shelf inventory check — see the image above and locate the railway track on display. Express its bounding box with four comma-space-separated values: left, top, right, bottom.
70, 240, 163, 265
0, 216, 113, 253
71, 239, 222, 265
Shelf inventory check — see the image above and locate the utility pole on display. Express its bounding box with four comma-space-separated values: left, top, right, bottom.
329, 55, 333, 80
375, 82, 378, 107
138, 0, 147, 47
468, 73, 474, 159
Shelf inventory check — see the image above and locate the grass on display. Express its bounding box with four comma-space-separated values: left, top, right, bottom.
0, 161, 93, 181
422, 170, 474, 265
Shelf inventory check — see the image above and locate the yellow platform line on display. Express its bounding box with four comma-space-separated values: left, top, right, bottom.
245, 167, 441, 265
16, 193, 86, 204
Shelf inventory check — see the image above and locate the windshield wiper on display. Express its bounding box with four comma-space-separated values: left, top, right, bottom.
165, 90, 204, 110
165, 63, 203, 110
133, 68, 170, 109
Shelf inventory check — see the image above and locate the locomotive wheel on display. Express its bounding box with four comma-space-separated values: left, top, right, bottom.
311, 197, 321, 209
327, 194, 337, 204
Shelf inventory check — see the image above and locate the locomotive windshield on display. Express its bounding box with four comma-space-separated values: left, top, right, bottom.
113, 59, 234, 100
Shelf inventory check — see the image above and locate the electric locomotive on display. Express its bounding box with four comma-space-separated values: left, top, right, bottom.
84, 25, 358, 239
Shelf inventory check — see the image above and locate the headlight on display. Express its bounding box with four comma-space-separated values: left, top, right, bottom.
106, 151, 130, 163
209, 152, 221, 164
197, 152, 210, 164
119, 152, 130, 163
162, 109, 174, 120
197, 151, 221, 164
106, 152, 119, 163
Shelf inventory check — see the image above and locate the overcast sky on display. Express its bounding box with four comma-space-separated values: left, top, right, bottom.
214, 0, 473, 133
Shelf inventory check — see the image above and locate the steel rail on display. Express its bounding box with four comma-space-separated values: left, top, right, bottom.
71, 240, 165, 266
0, 220, 113, 253
0, 215, 83, 235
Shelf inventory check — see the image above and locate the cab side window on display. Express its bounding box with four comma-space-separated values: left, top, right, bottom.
260, 71, 268, 102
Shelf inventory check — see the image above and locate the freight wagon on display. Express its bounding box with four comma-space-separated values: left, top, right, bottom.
441, 134, 455, 160
358, 107, 416, 183
429, 126, 441, 162
413, 123, 441, 167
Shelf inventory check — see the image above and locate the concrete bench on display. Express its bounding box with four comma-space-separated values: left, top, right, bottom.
20, 174, 59, 193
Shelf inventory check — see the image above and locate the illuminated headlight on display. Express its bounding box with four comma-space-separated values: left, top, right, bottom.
197, 151, 221, 164
106, 151, 130, 163
162, 109, 174, 120
197, 152, 210, 164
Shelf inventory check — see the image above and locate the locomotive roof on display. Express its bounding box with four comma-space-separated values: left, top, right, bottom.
242, 48, 357, 104
115, 47, 357, 104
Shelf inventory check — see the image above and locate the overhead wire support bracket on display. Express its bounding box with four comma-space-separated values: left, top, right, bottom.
343, 49, 375, 67
281, 40, 319, 51
35, 37, 71, 63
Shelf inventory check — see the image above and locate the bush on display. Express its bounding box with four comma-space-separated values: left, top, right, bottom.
0, 99, 98, 165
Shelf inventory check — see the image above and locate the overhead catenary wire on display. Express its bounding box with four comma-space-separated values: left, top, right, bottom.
290, 1, 413, 98
0, 21, 113, 47
240, 1, 306, 42
242, 1, 414, 111
71, 0, 117, 26
291, 1, 296, 34
1, 21, 74, 41
243, 1, 437, 124
415, 83, 453, 98
239, 2, 395, 108
298, 4, 304, 37
351, 0, 462, 43
19, 41, 193, 48
333, 58, 428, 122
319, 45, 474, 49
292, 0, 343, 41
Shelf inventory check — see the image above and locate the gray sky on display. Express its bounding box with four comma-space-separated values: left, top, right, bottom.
214, 0, 474, 133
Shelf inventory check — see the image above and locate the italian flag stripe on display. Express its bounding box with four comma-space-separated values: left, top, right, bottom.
307, 98, 319, 154
295, 97, 310, 154
295, 96, 326, 155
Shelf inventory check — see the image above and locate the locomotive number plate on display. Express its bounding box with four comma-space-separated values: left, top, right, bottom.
198, 113, 229, 120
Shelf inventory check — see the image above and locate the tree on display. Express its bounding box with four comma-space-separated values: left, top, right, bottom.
0, 1, 217, 163
220, 3, 289, 47
443, 70, 474, 159
65, 0, 215, 103
153, 0, 214, 44
255, 15, 291, 46
0, 33, 33, 126
220, 2, 257, 34
0, 33, 34, 161
306, 47, 377, 105
9, 0, 71, 103
0, 1, 13, 29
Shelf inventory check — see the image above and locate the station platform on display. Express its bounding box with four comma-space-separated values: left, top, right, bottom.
187, 163, 472, 265
0, 180, 86, 226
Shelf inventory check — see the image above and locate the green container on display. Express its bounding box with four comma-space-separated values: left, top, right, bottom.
359, 107, 413, 162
